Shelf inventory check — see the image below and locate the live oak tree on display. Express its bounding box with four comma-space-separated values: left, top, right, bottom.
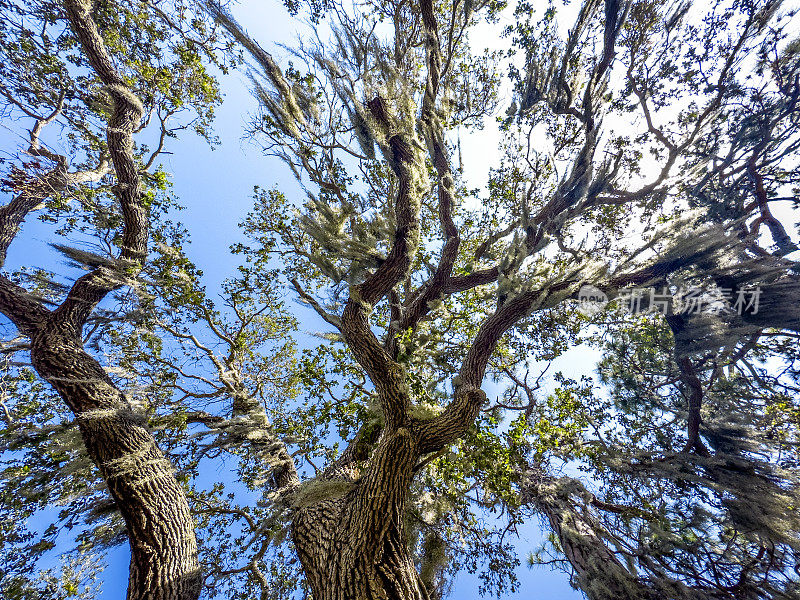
1, 0, 800, 600
202, 0, 800, 597
0, 1, 237, 598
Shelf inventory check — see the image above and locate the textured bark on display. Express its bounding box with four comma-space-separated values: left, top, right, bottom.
525, 475, 657, 600
230, 387, 300, 491
0, 2, 203, 597
291, 428, 429, 600
30, 323, 201, 600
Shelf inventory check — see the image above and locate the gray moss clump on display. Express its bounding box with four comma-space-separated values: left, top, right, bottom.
410, 401, 444, 421
418, 530, 448, 591
292, 479, 355, 508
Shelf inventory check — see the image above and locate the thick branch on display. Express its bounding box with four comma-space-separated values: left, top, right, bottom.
29, 324, 201, 600
391, 0, 461, 351
56, 0, 147, 329
523, 471, 660, 600
340, 98, 427, 428
0, 276, 49, 336
746, 158, 798, 256
418, 282, 570, 452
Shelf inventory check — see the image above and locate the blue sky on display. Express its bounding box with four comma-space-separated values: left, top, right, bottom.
154, 1, 583, 593
0, 0, 587, 597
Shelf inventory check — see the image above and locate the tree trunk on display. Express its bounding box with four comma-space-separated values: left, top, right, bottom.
526, 475, 654, 600
291, 427, 429, 600
30, 323, 201, 600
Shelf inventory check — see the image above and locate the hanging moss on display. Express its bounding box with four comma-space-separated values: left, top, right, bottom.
291, 479, 355, 508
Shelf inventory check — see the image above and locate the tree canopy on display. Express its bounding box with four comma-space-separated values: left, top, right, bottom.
1, 0, 799, 599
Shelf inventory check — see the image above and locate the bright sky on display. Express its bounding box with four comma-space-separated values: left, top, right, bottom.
1, 0, 793, 596
20, 0, 790, 595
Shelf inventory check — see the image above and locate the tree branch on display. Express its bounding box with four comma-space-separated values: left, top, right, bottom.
55, 0, 147, 329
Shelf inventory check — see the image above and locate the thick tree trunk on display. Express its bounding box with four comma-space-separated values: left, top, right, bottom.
293, 502, 426, 600
291, 428, 429, 600
539, 496, 645, 600
30, 324, 201, 600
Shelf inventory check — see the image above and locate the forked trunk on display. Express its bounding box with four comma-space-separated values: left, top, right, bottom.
291, 428, 429, 600
293, 502, 428, 600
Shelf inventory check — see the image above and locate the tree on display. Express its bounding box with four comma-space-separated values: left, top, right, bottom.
1, 0, 799, 599
0, 1, 236, 598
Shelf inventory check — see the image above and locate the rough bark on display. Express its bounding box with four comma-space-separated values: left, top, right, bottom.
291, 427, 429, 600
524, 474, 658, 600
29, 321, 201, 600
0, 2, 203, 598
